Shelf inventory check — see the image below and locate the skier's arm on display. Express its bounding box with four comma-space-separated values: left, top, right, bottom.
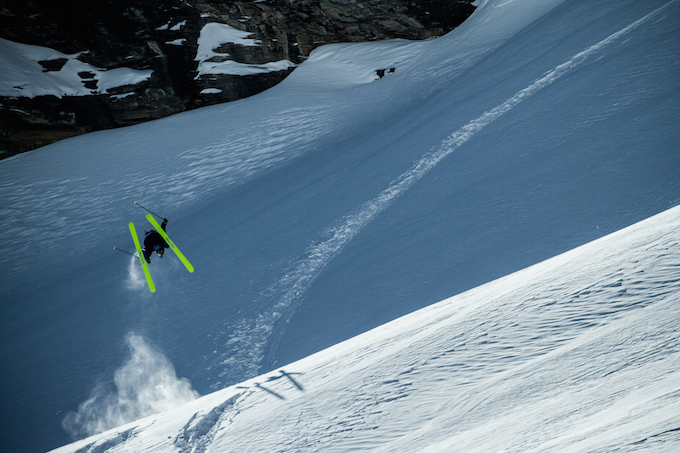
161, 219, 169, 248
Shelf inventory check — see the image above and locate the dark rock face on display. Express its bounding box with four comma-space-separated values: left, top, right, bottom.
0, 0, 475, 158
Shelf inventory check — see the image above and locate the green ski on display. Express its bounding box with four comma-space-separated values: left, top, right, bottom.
129, 222, 156, 292
146, 213, 194, 273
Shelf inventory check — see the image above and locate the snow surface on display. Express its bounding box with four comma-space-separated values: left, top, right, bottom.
0, 38, 153, 98
199, 88, 223, 95
1, 0, 679, 451
166, 39, 187, 47
170, 21, 187, 32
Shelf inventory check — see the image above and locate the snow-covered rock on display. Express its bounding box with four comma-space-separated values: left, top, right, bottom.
0, 0, 475, 157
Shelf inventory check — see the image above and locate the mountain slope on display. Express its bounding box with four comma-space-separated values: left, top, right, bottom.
52, 203, 680, 453
1, 0, 679, 451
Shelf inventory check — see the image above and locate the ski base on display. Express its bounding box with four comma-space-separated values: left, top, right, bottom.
146, 213, 194, 273
129, 222, 156, 292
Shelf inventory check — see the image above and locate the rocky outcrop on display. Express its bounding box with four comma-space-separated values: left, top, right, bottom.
0, 0, 475, 158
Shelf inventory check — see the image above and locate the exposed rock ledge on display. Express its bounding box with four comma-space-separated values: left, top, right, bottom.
0, 0, 475, 159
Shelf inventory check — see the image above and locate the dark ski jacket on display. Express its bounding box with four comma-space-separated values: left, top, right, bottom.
143, 218, 169, 261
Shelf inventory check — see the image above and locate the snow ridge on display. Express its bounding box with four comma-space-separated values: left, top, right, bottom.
256, 0, 676, 372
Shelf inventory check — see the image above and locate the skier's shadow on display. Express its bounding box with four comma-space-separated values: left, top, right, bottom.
239, 369, 304, 400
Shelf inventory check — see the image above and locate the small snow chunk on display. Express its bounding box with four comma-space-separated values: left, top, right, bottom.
97, 67, 153, 93
196, 59, 295, 78
110, 92, 136, 100
200, 88, 223, 94
166, 39, 187, 46
171, 20, 187, 31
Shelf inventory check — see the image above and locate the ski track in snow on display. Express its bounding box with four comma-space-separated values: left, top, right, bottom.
210, 0, 677, 378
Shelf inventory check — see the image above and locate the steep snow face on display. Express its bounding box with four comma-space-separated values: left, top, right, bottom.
1, 0, 679, 452
51, 204, 680, 453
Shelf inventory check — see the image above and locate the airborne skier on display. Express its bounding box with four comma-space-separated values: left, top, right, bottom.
143, 218, 169, 264
125, 202, 194, 292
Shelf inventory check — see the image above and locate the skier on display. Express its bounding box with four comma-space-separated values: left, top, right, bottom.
143, 218, 169, 263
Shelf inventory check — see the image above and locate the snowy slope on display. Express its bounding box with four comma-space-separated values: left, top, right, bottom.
1, 0, 679, 451
51, 203, 680, 453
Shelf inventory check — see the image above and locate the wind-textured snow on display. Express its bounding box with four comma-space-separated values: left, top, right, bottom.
1, 0, 679, 452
